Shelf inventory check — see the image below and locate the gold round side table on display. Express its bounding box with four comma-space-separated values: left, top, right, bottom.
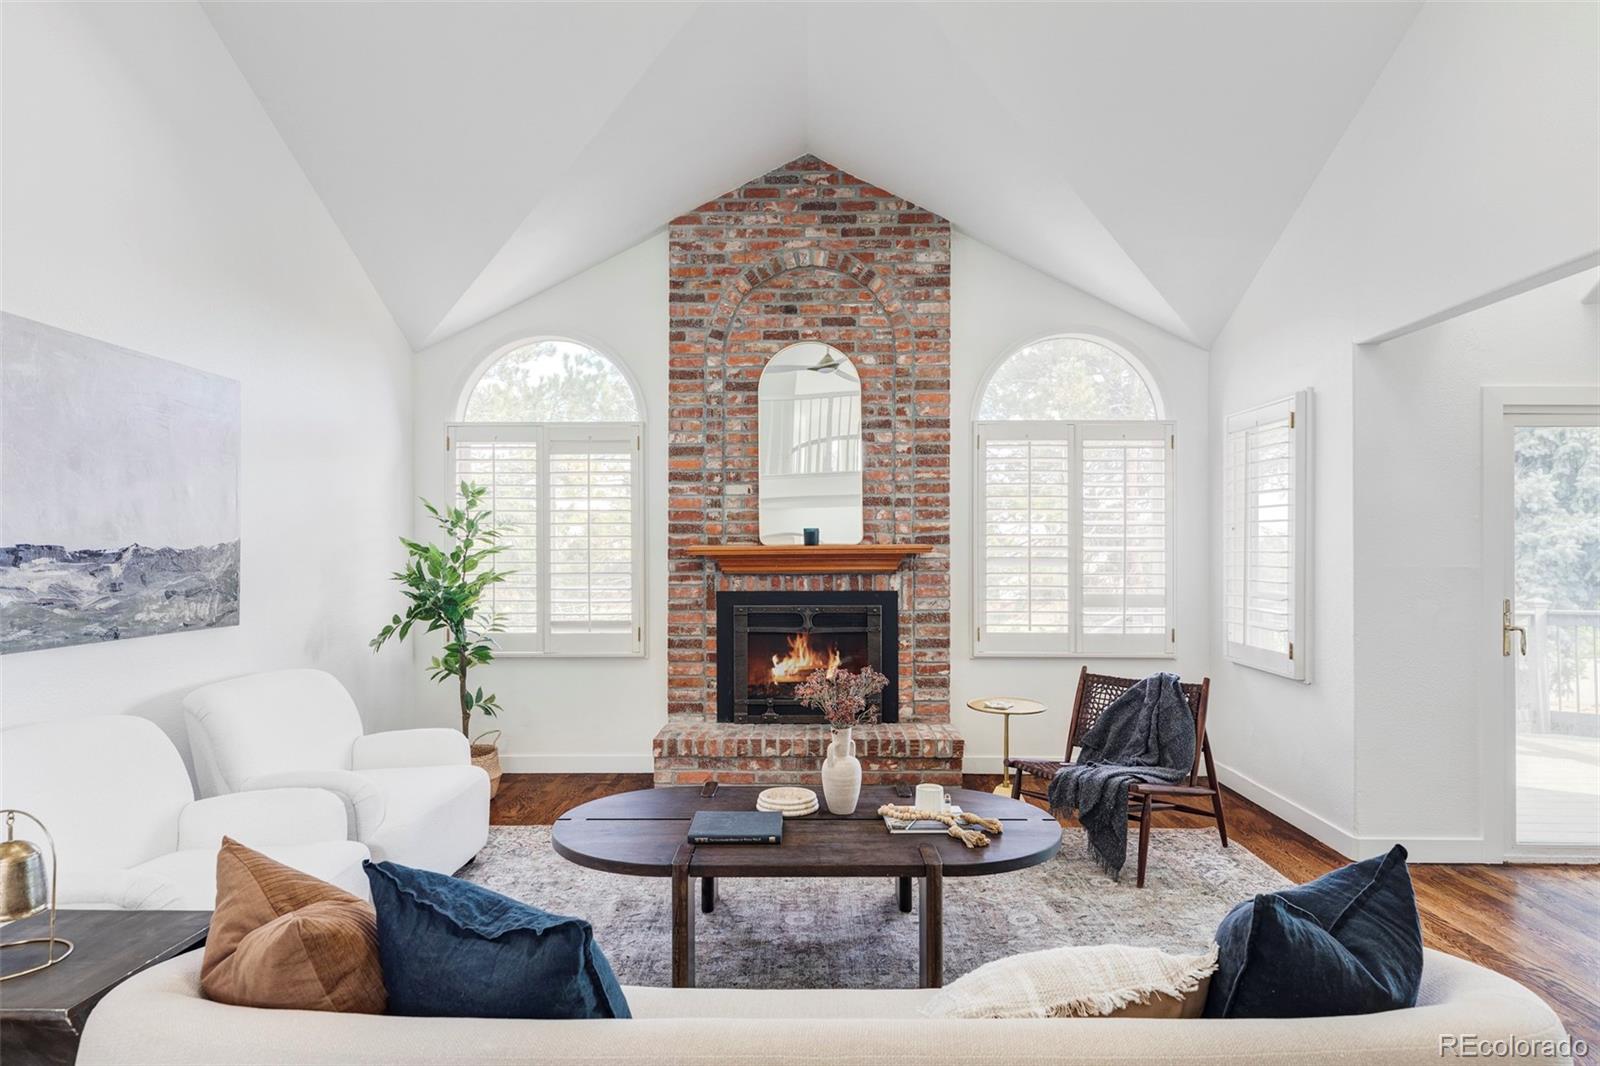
967, 697, 1047, 796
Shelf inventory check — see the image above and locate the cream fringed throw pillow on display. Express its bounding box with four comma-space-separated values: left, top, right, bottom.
921, 943, 1218, 1020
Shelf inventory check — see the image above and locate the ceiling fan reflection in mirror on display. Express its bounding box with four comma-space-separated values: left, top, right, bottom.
765, 347, 858, 379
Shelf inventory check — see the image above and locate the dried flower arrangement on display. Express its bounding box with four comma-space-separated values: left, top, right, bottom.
793, 665, 889, 730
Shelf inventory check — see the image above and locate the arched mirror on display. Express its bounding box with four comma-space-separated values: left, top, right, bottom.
758, 342, 864, 545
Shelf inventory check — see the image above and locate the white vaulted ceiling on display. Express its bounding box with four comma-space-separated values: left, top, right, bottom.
203, 1, 1420, 349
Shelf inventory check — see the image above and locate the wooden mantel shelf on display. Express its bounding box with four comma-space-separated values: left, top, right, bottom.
682, 543, 933, 575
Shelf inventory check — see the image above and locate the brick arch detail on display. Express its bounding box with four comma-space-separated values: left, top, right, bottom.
702, 248, 913, 351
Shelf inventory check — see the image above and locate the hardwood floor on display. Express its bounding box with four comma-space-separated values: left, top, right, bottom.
493, 772, 653, 825
492, 772, 1600, 1050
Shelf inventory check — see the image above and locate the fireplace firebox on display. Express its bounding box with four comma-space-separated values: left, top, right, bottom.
716, 591, 899, 724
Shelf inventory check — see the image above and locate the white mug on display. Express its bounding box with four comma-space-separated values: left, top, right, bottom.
915, 783, 948, 812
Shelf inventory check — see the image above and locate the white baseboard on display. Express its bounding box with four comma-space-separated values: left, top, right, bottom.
1354, 834, 1598, 864
1376, 835, 1495, 864
1213, 764, 1533, 864
1213, 761, 1361, 859
961, 755, 1008, 775
498, 753, 655, 774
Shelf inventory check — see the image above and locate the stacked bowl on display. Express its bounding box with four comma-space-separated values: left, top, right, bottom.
756, 786, 819, 817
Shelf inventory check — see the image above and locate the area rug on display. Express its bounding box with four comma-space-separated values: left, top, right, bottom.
460, 826, 1290, 989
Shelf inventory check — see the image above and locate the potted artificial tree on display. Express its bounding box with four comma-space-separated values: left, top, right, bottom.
372, 482, 511, 796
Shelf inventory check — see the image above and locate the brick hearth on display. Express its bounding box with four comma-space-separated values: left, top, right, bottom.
656, 154, 960, 786
653, 722, 964, 787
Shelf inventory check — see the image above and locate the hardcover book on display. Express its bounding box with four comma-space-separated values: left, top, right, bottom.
688, 810, 783, 845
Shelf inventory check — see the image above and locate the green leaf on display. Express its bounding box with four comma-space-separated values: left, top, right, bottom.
374, 486, 523, 702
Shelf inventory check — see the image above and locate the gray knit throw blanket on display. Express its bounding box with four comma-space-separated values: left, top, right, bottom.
1048, 673, 1196, 880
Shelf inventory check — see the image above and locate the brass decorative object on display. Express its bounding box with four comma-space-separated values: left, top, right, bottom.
0, 809, 74, 981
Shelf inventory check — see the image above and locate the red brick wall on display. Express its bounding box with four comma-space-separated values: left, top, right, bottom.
667, 155, 952, 723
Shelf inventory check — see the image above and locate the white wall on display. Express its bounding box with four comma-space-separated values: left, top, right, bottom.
0, 2, 414, 768
1208, 0, 1599, 856
951, 234, 1210, 772
1354, 269, 1599, 859
409, 229, 1211, 773
1209, 337, 1361, 853
409, 235, 669, 771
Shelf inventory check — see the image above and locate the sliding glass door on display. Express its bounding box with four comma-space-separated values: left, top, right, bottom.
1491, 394, 1600, 856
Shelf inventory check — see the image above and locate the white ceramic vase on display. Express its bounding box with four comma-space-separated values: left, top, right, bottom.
821, 726, 862, 815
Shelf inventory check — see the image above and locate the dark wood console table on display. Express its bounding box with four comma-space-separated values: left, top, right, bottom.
552, 785, 1061, 988
0, 909, 210, 1066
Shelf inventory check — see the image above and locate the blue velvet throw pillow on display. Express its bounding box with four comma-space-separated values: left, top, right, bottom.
1205, 844, 1422, 1018
364, 860, 630, 1019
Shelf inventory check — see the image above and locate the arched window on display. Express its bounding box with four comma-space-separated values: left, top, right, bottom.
462, 338, 640, 422
450, 338, 643, 656
977, 335, 1159, 421
973, 335, 1172, 657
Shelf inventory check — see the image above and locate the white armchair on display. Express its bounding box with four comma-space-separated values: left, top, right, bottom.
183, 669, 488, 874
0, 716, 370, 908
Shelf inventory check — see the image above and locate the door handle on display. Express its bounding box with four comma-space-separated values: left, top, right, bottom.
1502, 599, 1527, 657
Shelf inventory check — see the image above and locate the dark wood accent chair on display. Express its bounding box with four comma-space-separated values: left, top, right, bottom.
1007, 667, 1226, 888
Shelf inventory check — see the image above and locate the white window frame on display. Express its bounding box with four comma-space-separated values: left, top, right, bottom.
446, 421, 644, 658
1222, 391, 1310, 681
972, 419, 1176, 659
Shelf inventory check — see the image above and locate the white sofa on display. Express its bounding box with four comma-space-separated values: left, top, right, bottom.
78, 948, 1571, 1065
183, 668, 489, 873
0, 716, 369, 907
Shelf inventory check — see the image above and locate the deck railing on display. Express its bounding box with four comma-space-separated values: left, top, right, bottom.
1516, 601, 1600, 732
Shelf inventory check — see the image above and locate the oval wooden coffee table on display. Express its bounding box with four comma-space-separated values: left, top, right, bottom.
553, 784, 1062, 988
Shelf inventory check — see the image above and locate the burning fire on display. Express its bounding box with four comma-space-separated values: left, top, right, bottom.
768, 632, 842, 684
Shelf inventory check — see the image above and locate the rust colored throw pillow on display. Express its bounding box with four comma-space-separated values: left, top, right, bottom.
200, 838, 385, 1014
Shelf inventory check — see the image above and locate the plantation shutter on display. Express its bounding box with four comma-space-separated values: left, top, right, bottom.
449, 425, 540, 655
1077, 423, 1173, 655
1223, 392, 1308, 680
545, 424, 642, 655
975, 421, 1174, 657
447, 422, 643, 656
976, 424, 1074, 654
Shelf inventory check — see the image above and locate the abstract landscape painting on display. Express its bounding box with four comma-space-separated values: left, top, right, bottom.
1, 313, 240, 654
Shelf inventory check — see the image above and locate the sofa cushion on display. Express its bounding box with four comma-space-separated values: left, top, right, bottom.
2, 716, 196, 873
77, 948, 1576, 1066
183, 669, 366, 795
201, 839, 385, 1014
622, 984, 936, 1019
130, 839, 371, 908
364, 860, 629, 1020
922, 943, 1216, 1019
358, 766, 489, 873
1206, 844, 1423, 1018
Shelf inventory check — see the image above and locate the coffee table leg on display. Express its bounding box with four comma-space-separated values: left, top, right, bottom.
917, 845, 944, 988
897, 876, 912, 913
701, 876, 715, 914
672, 845, 696, 988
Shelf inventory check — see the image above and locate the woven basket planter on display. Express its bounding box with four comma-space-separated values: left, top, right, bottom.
471, 730, 502, 798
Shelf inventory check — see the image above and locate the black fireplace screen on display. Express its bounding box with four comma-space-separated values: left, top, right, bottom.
716, 591, 899, 724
